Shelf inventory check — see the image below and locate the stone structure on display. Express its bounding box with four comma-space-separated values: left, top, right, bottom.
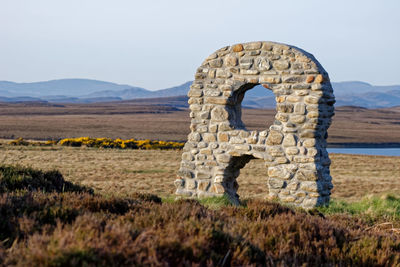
174, 41, 335, 209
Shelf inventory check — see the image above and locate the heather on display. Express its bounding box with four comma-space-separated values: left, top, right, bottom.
0, 165, 399, 266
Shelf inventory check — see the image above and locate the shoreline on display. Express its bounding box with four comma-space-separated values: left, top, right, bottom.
328, 142, 400, 148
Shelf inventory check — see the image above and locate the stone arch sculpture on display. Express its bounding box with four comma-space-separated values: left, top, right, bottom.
174, 41, 335, 209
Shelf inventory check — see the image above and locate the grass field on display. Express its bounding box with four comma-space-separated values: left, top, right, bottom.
0, 102, 399, 143
1, 144, 399, 202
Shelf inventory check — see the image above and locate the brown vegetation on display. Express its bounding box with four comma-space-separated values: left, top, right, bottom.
0, 102, 399, 143
0, 165, 399, 266
0, 145, 399, 202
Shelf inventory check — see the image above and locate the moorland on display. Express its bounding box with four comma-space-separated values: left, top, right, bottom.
0, 100, 399, 265
0, 99, 399, 145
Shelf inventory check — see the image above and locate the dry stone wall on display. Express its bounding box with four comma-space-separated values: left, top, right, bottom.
174, 41, 335, 209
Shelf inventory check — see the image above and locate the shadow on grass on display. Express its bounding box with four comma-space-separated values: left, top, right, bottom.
0, 165, 92, 194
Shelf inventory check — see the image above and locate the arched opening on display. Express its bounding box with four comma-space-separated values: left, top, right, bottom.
223, 153, 270, 203
231, 84, 276, 132
225, 83, 277, 202
223, 155, 255, 204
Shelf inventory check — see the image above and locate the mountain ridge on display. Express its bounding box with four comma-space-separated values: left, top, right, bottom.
1, 78, 400, 108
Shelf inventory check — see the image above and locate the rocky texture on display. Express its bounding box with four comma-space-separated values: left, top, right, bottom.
175, 41, 335, 209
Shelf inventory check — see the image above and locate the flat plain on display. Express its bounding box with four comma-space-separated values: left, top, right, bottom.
1, 144, 399, 202
0, 101, 399, 202
0, 101, 399, 144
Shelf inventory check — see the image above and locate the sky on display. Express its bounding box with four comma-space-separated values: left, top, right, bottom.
0, 0, 399, 90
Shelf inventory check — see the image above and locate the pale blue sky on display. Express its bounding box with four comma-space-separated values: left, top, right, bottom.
0, 0, 399, 90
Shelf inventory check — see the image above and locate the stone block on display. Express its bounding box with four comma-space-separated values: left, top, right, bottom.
273, 60, 290, 70
296, 169, 318, 181
303, 139, 316, 147
268, 166, 291, 179
210, 183, 225, 194
211, 106, 229, 122
286, 147, 300, 155
268, 146, 284, 157
304, 96, 320, 104
209, 124, 218, 133
200, 149, 212, 155
260, 75, 281, 84
203, 133, 216, 142
232, 44, 244, 52
315, 74, 324, 83
239, 57, 254, 69
175, 189, 192, 197
294, 103, 306, 114
277, 104, 294, 113
257, 58, 272, 71
229, 136, 245, 144
225, 56, 238, 67
244, 41, 262, 50
282, 75, 304, 83
268, 178, 286, 189
275, 113, 289, 122
188, 89, 203, 97
266, 131, 283, 145
234, 144, 251, 151
216, 154, 231, 163
240, 69, 260, 75
198, 181, 211, 191
286, 95, 301, 102
217, 132, 229, 142
196, 171, 211, 179
186, 179, 197, 190
206, 97, 229, 105
300, 130, 316, 138
209, 58, 223, 68
300, 181, 319, 192
188, 132, 201, 142
282, 133, 297, 147
290, 114, 306, 124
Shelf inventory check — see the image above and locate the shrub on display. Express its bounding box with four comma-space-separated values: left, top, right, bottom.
1, 197, 399, 266
7, 137, 185, 150
8, 137, 29, 146
0, 165, 92, 194
0, 165, 399, 265
58, 137, 184, 150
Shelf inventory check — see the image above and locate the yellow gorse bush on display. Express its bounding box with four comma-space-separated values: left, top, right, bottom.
58, 137, 184, 150
8, 137, 184, 150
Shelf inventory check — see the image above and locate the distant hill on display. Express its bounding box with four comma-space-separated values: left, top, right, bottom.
82, 81, 192, 100
0, 79, 141, 97
1, 78, 400, 108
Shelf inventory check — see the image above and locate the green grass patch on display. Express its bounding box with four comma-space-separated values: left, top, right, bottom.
161, 194, 234, 209
198, 195, 233, 209
319, 194, 400, 223
161, 194, 177, 203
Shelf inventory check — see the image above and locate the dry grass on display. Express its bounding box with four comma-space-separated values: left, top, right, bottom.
0, 145, 180, 198
0, 102, 399, 143
0, 144, 399, 202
